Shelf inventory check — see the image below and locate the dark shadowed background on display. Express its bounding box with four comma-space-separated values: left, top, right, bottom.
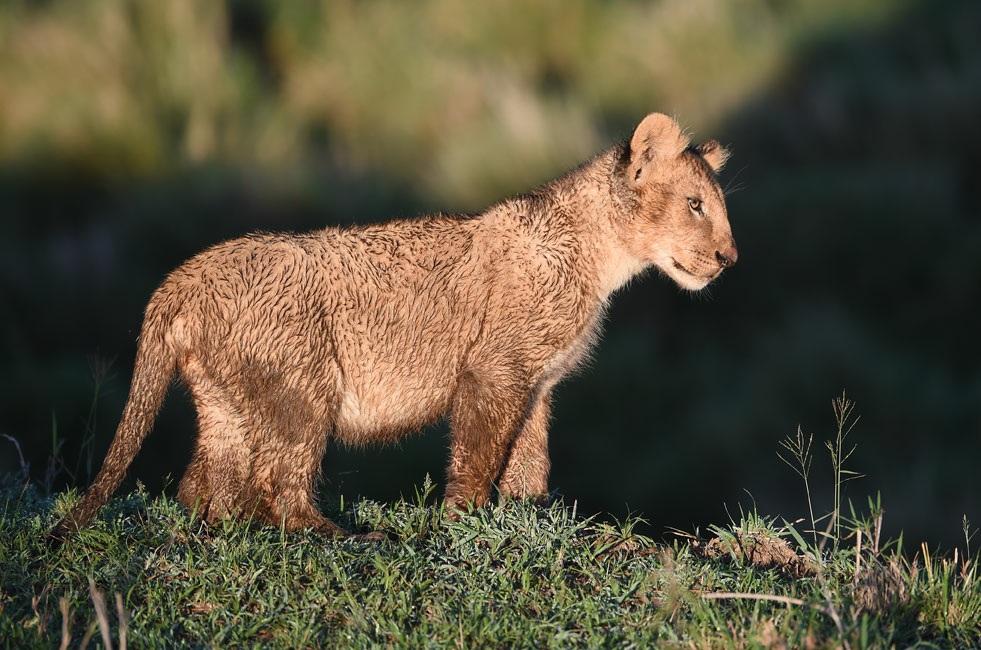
1, 0, 978, 546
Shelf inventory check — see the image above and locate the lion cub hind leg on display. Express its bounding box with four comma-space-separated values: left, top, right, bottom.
245, 384, 360, 537
252, 434, 338, 535
176, 448, 210, 515
178, 357, 254, 523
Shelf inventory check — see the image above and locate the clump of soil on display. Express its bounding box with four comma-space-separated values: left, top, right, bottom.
853, 559, 910, 614
694, 531, 818, 579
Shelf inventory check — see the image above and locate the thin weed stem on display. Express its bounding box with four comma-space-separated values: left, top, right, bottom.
778, 425, 818, 553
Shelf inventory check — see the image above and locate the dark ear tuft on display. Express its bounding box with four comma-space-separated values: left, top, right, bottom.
696, 140, 730, 172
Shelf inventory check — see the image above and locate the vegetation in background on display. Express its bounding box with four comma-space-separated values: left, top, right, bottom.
0, 0, 906, 206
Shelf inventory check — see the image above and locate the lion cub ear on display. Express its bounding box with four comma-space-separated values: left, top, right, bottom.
696, 139, 730, 172
628, 113, 690, 189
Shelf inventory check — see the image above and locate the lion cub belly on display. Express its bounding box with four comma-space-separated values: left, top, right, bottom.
333, 363, 454, 445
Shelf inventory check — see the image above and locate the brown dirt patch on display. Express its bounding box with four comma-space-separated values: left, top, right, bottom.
693, 531, 818, 579
853, 559, 910, 614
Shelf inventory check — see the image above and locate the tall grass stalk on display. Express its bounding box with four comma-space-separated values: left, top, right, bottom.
778, 425, 819, 553
828, 392, 862, 550
964, 515, 976, 560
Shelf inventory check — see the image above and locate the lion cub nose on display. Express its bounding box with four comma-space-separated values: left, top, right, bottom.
715, 245, 738, 268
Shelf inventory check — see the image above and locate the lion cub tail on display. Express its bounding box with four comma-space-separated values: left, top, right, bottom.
48, 296, 179, 545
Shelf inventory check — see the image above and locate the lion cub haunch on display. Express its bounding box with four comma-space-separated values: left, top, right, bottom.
51, 113, 737, 540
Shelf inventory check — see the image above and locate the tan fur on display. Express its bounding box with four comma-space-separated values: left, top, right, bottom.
50, 113, 737, 540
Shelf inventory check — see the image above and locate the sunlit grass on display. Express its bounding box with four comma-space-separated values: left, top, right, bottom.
1, 479, 977, 647
2, 399, 979, 647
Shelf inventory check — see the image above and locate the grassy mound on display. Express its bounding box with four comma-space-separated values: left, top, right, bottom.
1, 477, 978, 648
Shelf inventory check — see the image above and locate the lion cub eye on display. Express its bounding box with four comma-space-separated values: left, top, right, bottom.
687, 197, 703, 214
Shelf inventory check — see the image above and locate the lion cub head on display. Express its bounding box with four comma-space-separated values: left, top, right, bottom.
618, 113, 737, 291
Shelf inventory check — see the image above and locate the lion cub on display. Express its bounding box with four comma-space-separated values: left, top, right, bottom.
52, 113, 737, 540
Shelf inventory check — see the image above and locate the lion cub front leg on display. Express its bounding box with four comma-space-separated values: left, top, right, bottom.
498, 390, 551, 502
444, 369, 530, 515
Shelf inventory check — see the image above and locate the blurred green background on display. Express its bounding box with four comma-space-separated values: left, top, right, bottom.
1, 0, 978, 546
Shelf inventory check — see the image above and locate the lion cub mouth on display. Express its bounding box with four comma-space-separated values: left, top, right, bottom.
671, 257, 700, 276
671, 257, 721, 281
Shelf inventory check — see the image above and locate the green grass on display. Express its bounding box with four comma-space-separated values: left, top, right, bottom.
1, 475, 978, 648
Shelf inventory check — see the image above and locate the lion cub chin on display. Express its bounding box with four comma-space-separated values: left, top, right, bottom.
50, 112, 737, 541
